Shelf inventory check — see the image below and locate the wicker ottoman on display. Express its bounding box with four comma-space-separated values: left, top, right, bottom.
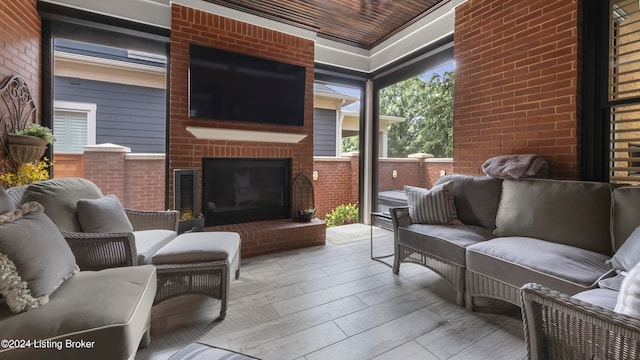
151, 232, 240, 320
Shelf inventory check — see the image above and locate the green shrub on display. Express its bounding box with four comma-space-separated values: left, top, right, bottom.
14, 124, 55, 144
324, 203, 358, 227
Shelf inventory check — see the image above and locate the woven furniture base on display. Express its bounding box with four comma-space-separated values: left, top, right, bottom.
169, 342, 260, 360
465, 270, 520, 310
394, 244, 465, 306
152, 232, 241, 320
522, 283, 640, 360
155, 262, 229, 318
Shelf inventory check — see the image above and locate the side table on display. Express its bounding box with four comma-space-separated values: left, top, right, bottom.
371, 211, 394, 268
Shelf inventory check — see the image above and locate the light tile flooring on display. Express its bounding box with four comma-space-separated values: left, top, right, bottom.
135, 227, 525, 360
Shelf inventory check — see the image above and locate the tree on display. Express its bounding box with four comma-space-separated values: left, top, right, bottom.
342, 135, 359, 153
380, 71, 454, 158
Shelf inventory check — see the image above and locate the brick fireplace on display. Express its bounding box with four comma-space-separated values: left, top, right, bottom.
169, 4, 324, 257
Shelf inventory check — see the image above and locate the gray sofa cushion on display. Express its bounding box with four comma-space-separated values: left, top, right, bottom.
434, 174, 502, 229
152, 232, 240, 264
572, 288, 618, 310
21, 178, 103, 232
5, 185, 26, 209
398, 224, 494, 266
134, 229, 177, 264
404, 182, 460, 225
77, 194, 133, 233
0, 202, 78, 313
494, 179, 612, 255
466, 237, 612, 295
0, 265, 156, 360
0, 188, 15, 215
612, 186, 640, 251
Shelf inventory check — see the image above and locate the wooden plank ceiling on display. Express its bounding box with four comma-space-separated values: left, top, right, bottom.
203, 0, 446, 49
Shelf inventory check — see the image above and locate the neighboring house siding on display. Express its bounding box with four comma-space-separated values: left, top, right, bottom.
314, 108, 336, 156
55, 76, 166, 153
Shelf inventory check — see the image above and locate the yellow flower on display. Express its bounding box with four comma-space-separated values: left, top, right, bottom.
0, 158, 53, 188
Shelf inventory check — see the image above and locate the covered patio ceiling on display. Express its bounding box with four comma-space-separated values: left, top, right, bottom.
203, 0, 449, 49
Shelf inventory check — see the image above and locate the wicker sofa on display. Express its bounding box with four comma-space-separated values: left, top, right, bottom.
519, 185, 640, 359
521, 283, 640, 360
391, 175, 615, 309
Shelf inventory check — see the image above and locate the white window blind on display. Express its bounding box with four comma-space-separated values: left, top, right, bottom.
53, 110, 88, 153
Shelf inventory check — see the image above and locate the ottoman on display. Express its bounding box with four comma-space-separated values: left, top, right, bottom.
151, 232, 240, 320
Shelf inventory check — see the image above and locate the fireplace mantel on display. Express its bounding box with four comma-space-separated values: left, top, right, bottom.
186, 126, 308, 144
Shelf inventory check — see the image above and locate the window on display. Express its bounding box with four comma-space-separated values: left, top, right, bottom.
53, 101, 96, 153
609, 0, 640, 184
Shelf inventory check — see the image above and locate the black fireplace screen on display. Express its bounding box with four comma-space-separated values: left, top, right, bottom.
202, 158, 291, 226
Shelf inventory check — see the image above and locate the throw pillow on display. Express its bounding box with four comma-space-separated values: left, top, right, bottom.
614, 261, 640, 318
611, 226, 640, 272
77, 194, 134, 233
0, 202, 78, 313
599, 274, 625, 291
404, 181, 461, 225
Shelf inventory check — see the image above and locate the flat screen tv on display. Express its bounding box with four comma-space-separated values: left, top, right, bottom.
189, 44, 306, 126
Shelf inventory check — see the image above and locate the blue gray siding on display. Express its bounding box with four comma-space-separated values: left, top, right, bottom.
313, 108, 336, 156
54, 76, 166, 153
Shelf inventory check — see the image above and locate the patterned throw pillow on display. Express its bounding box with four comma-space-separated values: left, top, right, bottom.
614, 261, 640, 318
404, 181, 461, 225
0, 202, 78, 313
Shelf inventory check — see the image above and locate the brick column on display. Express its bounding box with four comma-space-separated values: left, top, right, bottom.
408, 153, 434, 188
83, 144, 129, 201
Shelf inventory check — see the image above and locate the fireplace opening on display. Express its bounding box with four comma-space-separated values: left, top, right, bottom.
202, 158, 291, 226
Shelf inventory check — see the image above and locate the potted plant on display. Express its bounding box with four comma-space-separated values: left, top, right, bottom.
7, 124, 55, 164
297, 208, 317, 222
178, 208, 205, 234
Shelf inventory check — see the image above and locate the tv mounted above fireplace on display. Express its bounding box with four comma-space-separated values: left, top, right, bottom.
202, 158, 291, 226
189, 44, 306, 126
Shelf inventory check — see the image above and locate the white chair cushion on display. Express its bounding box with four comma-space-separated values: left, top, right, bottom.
133, 229, 177, 264
152, 232, 240, 264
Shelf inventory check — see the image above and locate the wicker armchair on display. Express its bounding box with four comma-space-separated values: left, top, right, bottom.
10, 177, 239, 320
521, 283, 640, 360
64, 209, 179, 271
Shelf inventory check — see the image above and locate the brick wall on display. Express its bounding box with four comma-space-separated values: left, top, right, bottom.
169, 4, 317, 256
84, 149, 126, 200
313, 156, 358, 218
379, 159, 423, 191
82, 145, 165, 211
169, 4, 314, 195
454, 0, 580, 179
314, 155, 453, 218
74, 149, 452, 222
0, 0, 40, 163
124, 155, 166, 210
